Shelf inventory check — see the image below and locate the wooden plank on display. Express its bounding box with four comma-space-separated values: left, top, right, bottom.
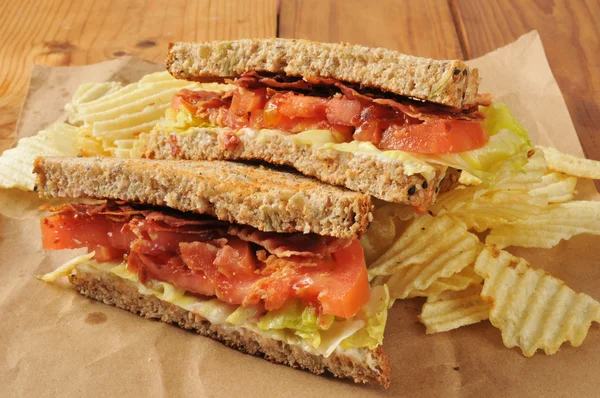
0, 0, 277, 151
455, 0, 600, 166
279, 0, 465, 59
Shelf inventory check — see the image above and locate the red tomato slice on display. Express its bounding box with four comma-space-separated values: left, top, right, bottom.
326, 99, 361, 126
40, 214, 130, 252
229, 87, 267, 116
379, 120, 488, 154
353, 120, 383, 144
319, 240, 370, 318
245, 240, 370, 318
271, 92, 328, 119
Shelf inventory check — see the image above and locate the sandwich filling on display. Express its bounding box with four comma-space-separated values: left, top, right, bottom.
160, 75, 532, 186
40, 200, 389, 357
169, 73, 490, 155
40, 201, 370, 319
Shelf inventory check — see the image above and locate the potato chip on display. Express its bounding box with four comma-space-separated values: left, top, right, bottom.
430, 151, 579, 233
491, 149, 546, 191
361, 202, 414, 264
541, 146, 600, 179
0, 123, 80, 190
432, 187, 547, 233
419, 284, 490, 334
368, 214, 482, 300
138, 71, 177, 84
66, 81, 123, 111
486, 201, 600, 248
408, 264, 483, 298
529, 172, 577, 203
475, 245, 600, 356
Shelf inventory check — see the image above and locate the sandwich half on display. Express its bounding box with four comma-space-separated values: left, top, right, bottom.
35, 156, 391, 387
132, 39, 529, 211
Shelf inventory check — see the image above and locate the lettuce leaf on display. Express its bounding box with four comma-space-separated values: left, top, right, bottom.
257, 300, 335, 348
340, 285, 389, 350
255, 286, 390, 353
156, 106, 214, 132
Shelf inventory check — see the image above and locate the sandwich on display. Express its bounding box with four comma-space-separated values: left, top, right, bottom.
35, 156, 391, 387
134, 39, 530, 212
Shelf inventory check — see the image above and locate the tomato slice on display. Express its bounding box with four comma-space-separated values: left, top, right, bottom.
379, 120, 488, 154
353, 120, 383, 144
41, 214, 131, 251
326, 99, 361, 126
319, 240, 370, 318
272, 92, 328, 119
244, 240, 369, 318
229, 87, 267, 116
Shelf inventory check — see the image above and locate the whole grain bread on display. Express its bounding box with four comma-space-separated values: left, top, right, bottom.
142, 128, 450, 208
34, 156, 372, 239
166, 38, 479, 108
69, 268, 391, 387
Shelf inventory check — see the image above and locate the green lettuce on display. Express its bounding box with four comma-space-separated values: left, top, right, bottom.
256, 300, 335, 348
481, 102, 530, 138
340, 285, 389, 350
255, 286, 390, 353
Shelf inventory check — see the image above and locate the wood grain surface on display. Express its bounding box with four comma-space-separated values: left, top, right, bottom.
279, 0, 465, 59
454, 0, 600, 163
0, 0, 277, 151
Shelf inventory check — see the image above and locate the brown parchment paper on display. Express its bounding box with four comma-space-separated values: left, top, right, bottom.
1, 31, 600, 397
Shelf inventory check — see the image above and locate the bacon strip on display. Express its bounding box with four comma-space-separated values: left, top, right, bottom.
228, 226, 351, 258
237, 72, 489, 121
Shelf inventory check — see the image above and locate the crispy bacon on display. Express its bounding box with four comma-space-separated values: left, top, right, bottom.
228, 226, 351, 258
237, 73, 488, 121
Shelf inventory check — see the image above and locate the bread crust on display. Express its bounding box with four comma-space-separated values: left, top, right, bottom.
142, 128, 448, 207
69, 268, 391, 387
166, 39, 479, 108
34, 156, 372, 239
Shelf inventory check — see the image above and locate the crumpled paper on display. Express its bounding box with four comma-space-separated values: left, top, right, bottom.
1, 31, 599, 397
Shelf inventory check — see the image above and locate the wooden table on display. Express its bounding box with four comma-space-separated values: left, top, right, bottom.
1, 0, 598, 164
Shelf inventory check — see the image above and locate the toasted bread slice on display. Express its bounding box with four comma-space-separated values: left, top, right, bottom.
34, 156, 372, 239
69, 267, 391, 387
166, 39, 479, 108
141, 128, 451, 208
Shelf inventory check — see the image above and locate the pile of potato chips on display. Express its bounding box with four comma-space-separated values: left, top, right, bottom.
366, 147, 600, 357
1, 71, 600, 358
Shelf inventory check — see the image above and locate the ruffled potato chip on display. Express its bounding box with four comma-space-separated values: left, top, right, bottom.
541, 146, 600, 180
419, 284, 489, 334
475, 245, 600, 356
408, 264, 483, 298
368, 214, 481, 300
486, 201, 600, 249
0, 123, 80, 190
